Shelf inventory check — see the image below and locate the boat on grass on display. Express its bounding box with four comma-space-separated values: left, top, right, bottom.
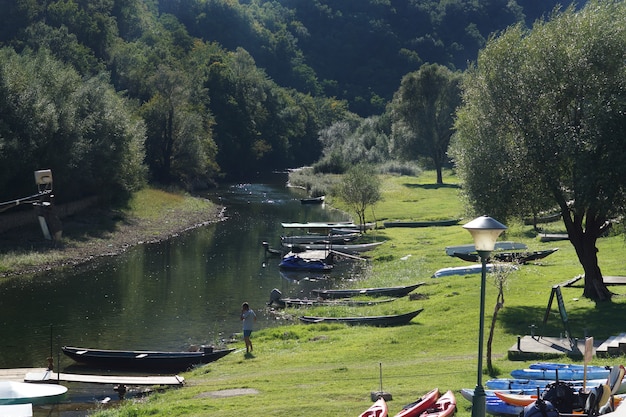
494, 391, 538, 407
279, 254, 333, 271
432, 264, 518, 278
392, 388, 439, 417
311, 283, 424, 299
360, 396, 388, 417
511, 367, 610, 381
0, 381, 67, 405
383, 219, 460, 228
299, 308, 423, 327
418, 390, 456, 417
451, 248, 559, 264
444, 241, 527, 256
62, 345, 235, 372
485, 378, 615, 392
459, 389, 522, 416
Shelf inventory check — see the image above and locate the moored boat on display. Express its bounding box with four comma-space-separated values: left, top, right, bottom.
279, 254, 333, 271
311, 282, 424, 299
62, 345, 235, 372
300, 196, 325, 204
392, 388, 439, 417
282, 241, 385, 253
299, 308, 423, 327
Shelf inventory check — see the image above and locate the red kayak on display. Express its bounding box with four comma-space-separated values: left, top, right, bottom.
360, 397, 388, 417
393, 388, 440, 417
419, 390, 456, 417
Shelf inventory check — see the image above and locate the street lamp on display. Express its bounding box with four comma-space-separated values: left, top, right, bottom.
463, 215, 507, 417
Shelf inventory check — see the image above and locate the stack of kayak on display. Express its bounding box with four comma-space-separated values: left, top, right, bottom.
359, 388, 456, 417
461, 362, 625, 416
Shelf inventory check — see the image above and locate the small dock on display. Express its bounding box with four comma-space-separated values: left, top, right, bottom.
0, 368, 184, 386
508, 336, 594, 360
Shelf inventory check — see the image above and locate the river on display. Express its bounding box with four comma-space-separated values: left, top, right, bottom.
0, 172, 363, 415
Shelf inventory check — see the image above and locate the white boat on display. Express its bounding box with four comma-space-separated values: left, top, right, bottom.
444, 241, 528, 256
0, 404, 33, 417
282, 241, 384, 253
433, 263, 518, 278
0, 381, 67, 405
280, 232, 361, 245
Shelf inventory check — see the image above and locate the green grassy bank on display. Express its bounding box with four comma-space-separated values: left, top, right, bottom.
90, 171, 626, 417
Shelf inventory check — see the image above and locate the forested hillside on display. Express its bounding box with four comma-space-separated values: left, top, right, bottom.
0, 0, 581, 204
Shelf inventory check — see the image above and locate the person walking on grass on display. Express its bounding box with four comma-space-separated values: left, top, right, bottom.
240, 302, 257, 353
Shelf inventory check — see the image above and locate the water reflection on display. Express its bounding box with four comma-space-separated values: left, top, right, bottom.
0, 174, 357, 371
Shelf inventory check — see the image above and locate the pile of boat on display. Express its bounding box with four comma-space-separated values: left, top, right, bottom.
359, 388, 456, 417
271, 222, 385, 272
268, 283, 425, 327
434, 242, 559, 278
461, 362, 626, 416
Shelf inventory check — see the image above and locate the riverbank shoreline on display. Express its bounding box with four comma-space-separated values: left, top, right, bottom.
0, 190, 224, 279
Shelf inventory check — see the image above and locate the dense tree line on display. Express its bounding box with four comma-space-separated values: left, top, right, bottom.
0, 0, 582, 204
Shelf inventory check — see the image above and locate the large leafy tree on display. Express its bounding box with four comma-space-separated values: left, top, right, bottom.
390, 63, 462, 184
339, 164, 382, 230
451, 1, 626, 302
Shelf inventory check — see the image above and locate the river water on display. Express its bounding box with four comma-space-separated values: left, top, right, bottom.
0, 172, 361, 414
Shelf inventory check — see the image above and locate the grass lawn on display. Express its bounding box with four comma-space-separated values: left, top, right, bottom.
93, 170, 626, 417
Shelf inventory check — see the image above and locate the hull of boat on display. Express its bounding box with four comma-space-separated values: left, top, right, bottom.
393, 388, 439, 417
359, 397, 388, 417
311, 283, 424, 299
0, 381, 67, 405
62, 346, 235, 372
299, 308, 423, 327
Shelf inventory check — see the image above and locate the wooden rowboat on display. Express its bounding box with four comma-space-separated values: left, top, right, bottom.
451, 248, 558, 264
311, 283, 424, 299
384, 219, 460, 228
299, 308, 423, 327
62, 345, 235, 372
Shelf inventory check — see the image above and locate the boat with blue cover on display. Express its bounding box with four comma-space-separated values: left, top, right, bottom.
511, 367, 610, 381
278, 254, 333, 271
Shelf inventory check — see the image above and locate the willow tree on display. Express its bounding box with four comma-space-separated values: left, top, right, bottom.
390, 63, 462, 185
451, 1, 626, 302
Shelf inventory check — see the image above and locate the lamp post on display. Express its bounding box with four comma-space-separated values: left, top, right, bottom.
463, 215, 507, 417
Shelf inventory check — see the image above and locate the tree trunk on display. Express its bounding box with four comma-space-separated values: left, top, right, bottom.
565, 215, 612, 301
579, 238, 612, 301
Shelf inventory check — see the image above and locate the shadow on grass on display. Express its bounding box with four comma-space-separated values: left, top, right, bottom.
499, 296, 626, 340
403, 183, 461, 190
0, 207, 131, 255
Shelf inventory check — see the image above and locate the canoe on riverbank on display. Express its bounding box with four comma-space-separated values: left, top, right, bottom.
299, 308, 423, 327
311, 282, 424, 299
62, 345, 235, 372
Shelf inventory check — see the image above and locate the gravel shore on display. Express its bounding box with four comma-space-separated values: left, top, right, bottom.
0, 201, 224, 278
